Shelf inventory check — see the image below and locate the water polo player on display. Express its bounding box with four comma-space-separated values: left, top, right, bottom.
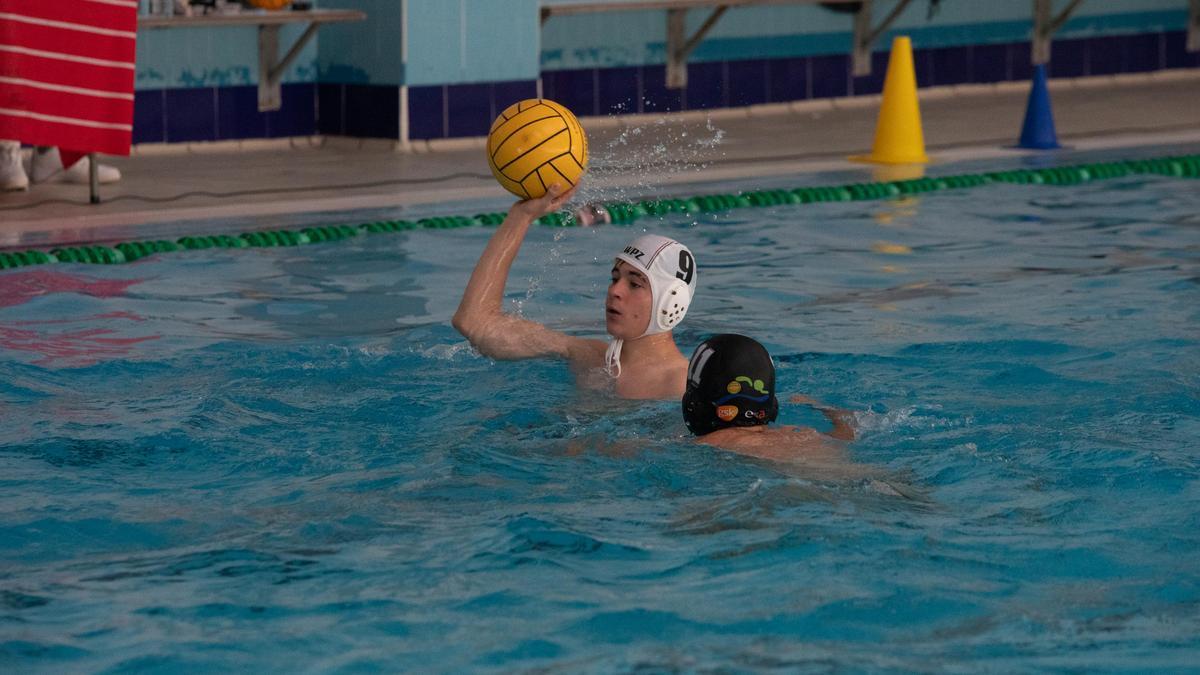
684, 334, 856, 460
453, 184, 699, 400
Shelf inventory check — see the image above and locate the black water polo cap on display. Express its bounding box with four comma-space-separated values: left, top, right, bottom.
682, 334, 779, 436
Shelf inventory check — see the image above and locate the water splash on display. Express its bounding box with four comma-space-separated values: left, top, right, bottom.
578, 115, 728, 208
417, 341, 477, 361
853, 405, 969, 436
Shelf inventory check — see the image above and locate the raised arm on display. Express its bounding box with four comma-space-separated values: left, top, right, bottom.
452, 185, 599, 362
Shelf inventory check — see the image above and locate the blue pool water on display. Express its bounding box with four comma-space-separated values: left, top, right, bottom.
2, 169, 1199, 672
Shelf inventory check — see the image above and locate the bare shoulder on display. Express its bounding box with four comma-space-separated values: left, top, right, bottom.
567, 341, 687, 400
699, 426, 818, 449
698, 426, 844, 463
615, 354, 687, 399
565, 337, 607, 370
650, 356, 688, 396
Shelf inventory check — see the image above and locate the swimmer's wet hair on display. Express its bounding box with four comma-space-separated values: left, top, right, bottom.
682, 334, 779, 435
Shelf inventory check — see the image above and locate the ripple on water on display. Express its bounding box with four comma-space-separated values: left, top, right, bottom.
2, 159, 1200, 671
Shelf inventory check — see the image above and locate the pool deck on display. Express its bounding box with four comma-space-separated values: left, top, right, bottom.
2, 70, 1199, 249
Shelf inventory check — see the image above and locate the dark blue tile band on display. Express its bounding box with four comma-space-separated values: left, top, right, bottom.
134, 28, 1194, 146
809, 54, 849, 99
685, 61, 726, 110
133, 89, 165, 144
491, 80, 539, 122
216, 86, 264, 140
165, 87, 216, 143
542, 69, 597, 117
318, 83, 344, 136
597, 66, 639, 115
1051, 38, 1088, 77
727, 59, 769, 107
767, 57, 809, 103
447, 82, 492, 138
407, 85, 444, 140
972, 43, 1009, 83
344, 84, 399, 139
641, 65, 682, 113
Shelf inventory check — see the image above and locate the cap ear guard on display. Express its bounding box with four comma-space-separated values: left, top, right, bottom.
764, 396, 780, 424
681, 387, 708, 435
612, 234, 697, 339
682, 385, 778, 436
654, 278, 691, 332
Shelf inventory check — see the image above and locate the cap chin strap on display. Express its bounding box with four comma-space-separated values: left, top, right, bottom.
604, 339, 623, 378
606, 299, 679, 378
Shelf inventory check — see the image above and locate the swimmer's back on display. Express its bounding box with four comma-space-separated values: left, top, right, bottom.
697, 425, 847, 464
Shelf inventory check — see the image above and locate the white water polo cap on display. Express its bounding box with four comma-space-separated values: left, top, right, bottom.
614, 234, 698, 336
605, 234, 698, 378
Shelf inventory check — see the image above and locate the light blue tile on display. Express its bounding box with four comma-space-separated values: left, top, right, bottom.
539, 2, 1188, 70
137, 23, 316, 90
318, 0, 404, 85
133, 0, 1191, 91
406, 0, 539, 86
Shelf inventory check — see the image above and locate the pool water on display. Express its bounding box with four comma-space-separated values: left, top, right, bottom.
2, 170, 1199, 671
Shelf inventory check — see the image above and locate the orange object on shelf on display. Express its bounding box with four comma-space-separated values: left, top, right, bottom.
247, 0, 293, 9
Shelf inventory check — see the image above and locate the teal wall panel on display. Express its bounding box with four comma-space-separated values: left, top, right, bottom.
540, 0, 1189, 70
404, 0, 540, 86
674, 10, 1190, 65
402, 0, 460, 85
133, 0, 1193, 88
136, 23, 316, 90
318, 0, 404, 85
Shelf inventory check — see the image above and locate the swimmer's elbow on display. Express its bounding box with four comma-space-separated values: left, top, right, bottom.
452, 302, 492, 334
452, 310, 559, 361
451, 309, 472, 338
451, 310, 506, 358
452, 309, 488, 349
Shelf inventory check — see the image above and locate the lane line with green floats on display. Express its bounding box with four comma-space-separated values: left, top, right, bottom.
3, 154, 1199, 270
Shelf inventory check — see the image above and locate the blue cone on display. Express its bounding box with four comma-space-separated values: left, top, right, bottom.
1017, 64, 1060, 149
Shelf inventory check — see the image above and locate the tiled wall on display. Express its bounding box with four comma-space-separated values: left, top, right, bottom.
131, 29, 1199, 144
434, 31, 1200, 140
403, 81, 539, 141
401, 0, 540, 87
315, 83, 398, 139
133, 84, 315, 144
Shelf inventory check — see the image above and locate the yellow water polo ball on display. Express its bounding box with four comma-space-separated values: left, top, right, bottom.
487, 99, 588, 200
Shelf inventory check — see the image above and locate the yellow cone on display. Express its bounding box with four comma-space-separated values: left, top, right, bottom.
870, 163, 925, 183
852, 36, 928, 165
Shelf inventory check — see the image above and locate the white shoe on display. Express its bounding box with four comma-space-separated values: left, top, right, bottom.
30, 147, 122, 185
1, 140, 29, 191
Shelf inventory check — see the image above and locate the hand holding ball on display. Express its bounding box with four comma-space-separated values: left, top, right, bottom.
487, 99, 588, 200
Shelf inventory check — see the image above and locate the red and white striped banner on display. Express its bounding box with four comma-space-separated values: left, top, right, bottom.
0, 0, 138, 163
